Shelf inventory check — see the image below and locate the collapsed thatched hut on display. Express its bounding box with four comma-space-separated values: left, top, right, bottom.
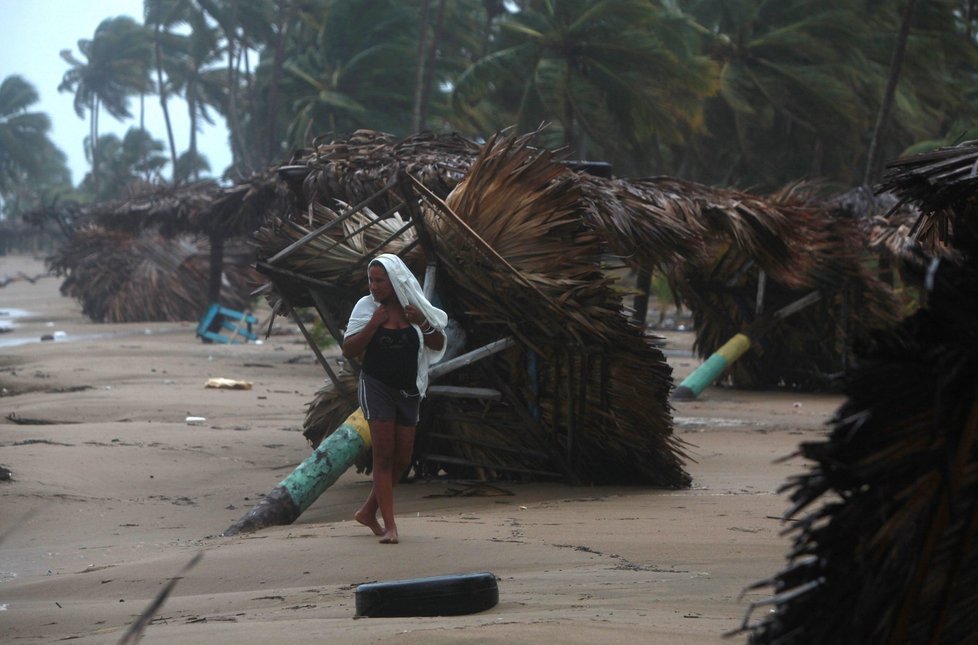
265, 128, 904, 395
667, 182, 903, 391
738, 140, 978, 643
256, 131, 689, 487
41, 174, 287, 323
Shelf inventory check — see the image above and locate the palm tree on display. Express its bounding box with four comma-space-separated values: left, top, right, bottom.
0, 75, 71, 218
58, 16, 153, 196
80, 128, 168, 199
682, 0, 978, 189
680, 0, 882, 188
274, 0, 418, 148
451, 0, 719, 175
860, 0, 978, 173
144, 0, 194, 183
195, 0, 275, 175
0, 76, 66, 196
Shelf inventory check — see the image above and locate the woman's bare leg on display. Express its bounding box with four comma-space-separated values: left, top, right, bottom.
376, 424, 416, 543
358, 420, 396, 539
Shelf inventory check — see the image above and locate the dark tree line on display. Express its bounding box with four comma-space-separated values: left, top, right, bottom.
3, 0, 978, 216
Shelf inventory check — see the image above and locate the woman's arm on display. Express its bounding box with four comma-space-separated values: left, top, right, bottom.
420, 326, 444, 351
404, 304, 445, 351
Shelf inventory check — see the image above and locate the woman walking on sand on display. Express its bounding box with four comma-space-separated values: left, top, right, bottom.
342, 254, 447, 543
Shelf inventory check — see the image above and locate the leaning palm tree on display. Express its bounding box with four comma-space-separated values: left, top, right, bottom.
58, 16, 153, 195
144, 0, 193, 182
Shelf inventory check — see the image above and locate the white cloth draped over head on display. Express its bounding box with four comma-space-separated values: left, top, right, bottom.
344, 253, 448, 396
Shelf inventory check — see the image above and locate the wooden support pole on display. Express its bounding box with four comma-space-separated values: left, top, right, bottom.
289, 305, 346, 393
428, 337, 515, 380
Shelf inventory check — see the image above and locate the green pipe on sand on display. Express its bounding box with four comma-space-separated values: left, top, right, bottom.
671, 333, 751, 401
224, 409, 371, 535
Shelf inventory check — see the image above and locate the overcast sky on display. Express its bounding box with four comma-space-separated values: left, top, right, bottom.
0, 0, 231, 185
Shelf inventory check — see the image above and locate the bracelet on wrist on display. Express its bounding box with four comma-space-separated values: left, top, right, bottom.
422, 326, 438, 336
419, 320, 432, 332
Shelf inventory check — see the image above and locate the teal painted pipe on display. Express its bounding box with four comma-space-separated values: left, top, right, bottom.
672, 333, 752, 401
224, 410, 371, 535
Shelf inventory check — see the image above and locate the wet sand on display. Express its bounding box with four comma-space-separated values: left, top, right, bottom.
0, 254, 841, 644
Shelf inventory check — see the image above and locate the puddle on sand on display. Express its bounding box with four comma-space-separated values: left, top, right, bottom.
674, 416, 749, 428
0, 308, 183, 348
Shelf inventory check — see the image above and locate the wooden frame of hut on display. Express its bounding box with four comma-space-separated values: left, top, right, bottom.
252, 132, 690, 490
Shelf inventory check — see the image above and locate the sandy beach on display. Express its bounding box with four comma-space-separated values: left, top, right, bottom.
0, 253, 843, 644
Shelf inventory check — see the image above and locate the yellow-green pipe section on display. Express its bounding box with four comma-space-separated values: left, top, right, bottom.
224, 409, 371, 535
672, 334, 751, 401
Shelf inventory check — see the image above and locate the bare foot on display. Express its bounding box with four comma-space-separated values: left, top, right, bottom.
355, 509, 384, 536
379, 528, 399, 544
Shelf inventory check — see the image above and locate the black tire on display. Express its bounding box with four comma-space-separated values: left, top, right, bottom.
355, 571, 499, 617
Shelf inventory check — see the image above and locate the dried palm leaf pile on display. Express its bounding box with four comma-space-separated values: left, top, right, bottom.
41, 174, 284, 322
738, 140, 978, 643
255, 130, 689, 486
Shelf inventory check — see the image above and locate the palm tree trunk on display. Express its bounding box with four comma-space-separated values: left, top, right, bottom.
155, 26, 179, 184
91, 96, 100, 196
189, 83, 199, 182
864, 0, 918, 186
264, 3, 293, 166
410, 0, 431, 133
417, 0, 447, 131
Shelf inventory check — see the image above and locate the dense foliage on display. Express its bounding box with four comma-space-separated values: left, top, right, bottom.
3, 0, 978, 216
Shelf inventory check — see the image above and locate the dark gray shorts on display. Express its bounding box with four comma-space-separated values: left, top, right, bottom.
358, 372, 421, 425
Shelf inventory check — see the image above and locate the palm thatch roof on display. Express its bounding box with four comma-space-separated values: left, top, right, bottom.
737, 141, 978, 643
668, 182, 902, 390
259, 131, 689, 486
50, 224, 259, 323
39, 172, 286, 238
265, 129, 907, 393
39, 173, 286, 322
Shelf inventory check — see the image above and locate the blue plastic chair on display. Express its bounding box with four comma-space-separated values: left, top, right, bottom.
196, 303, 258, 344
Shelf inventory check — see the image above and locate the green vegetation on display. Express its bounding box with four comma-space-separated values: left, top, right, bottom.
3, 0, 978, 217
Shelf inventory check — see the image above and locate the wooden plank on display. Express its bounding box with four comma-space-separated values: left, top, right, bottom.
435, 413, 530, 431
428, 337, 515, 380
255, 261, 351, 301
288, 304, 348, 395
308, 288, 361, 375
426, 385, 501, 400
266, 179, 397, 264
